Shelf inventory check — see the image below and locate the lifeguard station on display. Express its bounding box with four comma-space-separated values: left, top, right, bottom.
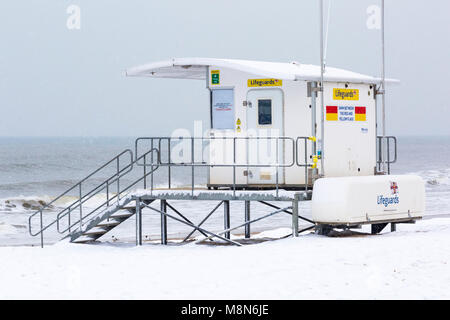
127, 57, 395, 189
27, 3, 425, 247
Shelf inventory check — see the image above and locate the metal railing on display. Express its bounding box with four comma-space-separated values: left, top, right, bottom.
134, 136, 309, 197
295, 136, 317, 191
55, 148, 160, 234
28, 147, 160, 246
377, 136, 397, 174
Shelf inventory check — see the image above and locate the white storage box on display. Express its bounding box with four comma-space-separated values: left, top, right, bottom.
312, 175, 425, 225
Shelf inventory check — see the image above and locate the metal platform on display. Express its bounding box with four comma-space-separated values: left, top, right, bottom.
131, 189, 314, 247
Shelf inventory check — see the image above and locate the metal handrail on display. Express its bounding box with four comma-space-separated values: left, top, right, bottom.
135, 136, 296, 167
135, 136, 297, 197
28, 149, 133, 237
295, 137, 316, 191
55, 148, 160, 234
377, 135, 397, 174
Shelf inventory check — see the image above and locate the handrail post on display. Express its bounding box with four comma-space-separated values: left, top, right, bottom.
79, 183, 83, 231
191, 137, 194, 196
224, 200, 230, 239
168, 138, 172, 189
151, 139, 154, 195
233, 138, 236, 198
244, 200, 250, 239
68, 206, 71, 233
292, 193, 300, 237
116, 157, 120, 203
40, 209, 44, 248
305, 138, 308, 191
275, 138, 279, 197
387, 137, 391, 174
106, 181, 109, 206
143, 154, 147, 189
160, 199, 167, 245
136, 197, 142, 246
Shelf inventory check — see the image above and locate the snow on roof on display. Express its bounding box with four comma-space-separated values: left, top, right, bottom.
126, 57, 399, 85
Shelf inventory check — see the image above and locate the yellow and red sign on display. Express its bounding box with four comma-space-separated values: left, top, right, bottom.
326, 106, 366, 122
355, 106, 366, 121
333, 88, 359, 100
326, 106, 338, 121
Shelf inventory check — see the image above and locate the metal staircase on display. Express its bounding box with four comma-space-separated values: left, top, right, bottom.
28, 146, 160, 247
69, 198, 154, 243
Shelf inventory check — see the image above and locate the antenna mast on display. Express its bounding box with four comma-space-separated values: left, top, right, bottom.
319, 0, 325, 177
381, 0, 387, 173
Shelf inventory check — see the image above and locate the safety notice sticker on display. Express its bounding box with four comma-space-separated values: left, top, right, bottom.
326, 106, 366, 122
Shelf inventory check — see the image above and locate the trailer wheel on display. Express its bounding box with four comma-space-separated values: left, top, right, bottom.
371, 223, 388, 234
316, 224, 333, 236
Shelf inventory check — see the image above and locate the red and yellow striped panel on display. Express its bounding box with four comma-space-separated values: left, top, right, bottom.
326, 106, 338, 121
355, 106, 366, 121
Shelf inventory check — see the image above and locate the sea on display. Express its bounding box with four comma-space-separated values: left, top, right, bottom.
0, 136, 449, 246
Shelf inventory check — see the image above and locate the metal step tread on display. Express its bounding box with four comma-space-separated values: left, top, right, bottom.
69, 198, 155, 243
110, 211, 134, 219
83, 227, 111, 236
72, 235, 97, 243
97, 220, 122, 227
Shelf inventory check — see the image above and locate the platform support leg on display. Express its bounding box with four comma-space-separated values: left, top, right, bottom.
292, 193, 299, 237
135, 197, 142, 246
244, 200, 250, 239
224, 200, 230, 239
161, 199, 167, 245
391, 223, 396, 232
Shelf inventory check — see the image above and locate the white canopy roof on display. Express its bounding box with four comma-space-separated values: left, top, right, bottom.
126, 57, 398, 85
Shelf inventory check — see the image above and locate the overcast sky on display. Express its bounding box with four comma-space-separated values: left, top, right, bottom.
0, 0, 449, 137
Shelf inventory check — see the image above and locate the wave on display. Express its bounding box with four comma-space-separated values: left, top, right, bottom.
0, 222, 20, 235
0, 177, 122, 191
0, 193, 113, 214
413, 168, 450, 187
0, 195, 54, 212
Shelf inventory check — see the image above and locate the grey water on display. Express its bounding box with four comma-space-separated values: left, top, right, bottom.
0, 136, 449, 246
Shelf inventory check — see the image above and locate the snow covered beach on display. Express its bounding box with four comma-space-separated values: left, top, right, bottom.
0, 136, 449, 299
0, 217, 449, 300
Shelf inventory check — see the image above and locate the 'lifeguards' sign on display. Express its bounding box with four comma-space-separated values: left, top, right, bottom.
248, 79, 282, 87
333, 88, 359, 100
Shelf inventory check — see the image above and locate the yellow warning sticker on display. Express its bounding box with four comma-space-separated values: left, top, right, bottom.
236, 125, 241, 133
333, 88, 359, 100
236, 118, 241, 125
248, 79, 282, 87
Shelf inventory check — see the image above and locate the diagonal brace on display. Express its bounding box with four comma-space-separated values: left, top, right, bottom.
182, 201, 223, 242
165, 202, 211, 240
258, 200, 315, 224
142, 202, 242, 246
195, 205, 292, 244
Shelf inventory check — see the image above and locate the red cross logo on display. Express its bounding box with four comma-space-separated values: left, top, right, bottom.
390, 181, 398, 194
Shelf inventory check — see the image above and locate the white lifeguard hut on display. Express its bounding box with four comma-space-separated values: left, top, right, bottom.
126, 57, 397, 189
27, 2, 426, 246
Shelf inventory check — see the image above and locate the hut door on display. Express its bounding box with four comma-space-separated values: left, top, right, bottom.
246, 89, 284, 185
